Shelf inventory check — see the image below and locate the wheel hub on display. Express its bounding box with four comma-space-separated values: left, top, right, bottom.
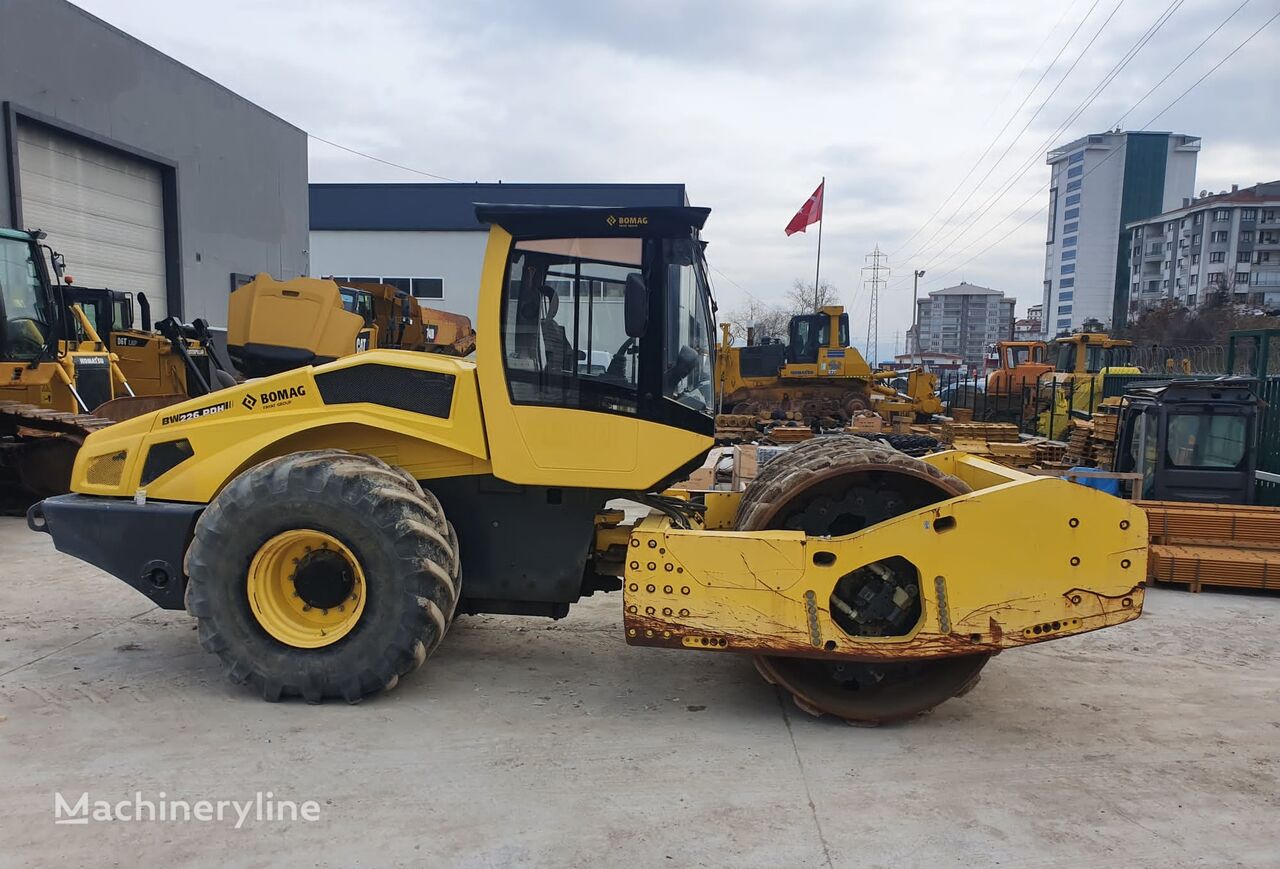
246, 529, 367, 649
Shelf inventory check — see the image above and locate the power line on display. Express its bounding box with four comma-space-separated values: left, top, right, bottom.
887, 0, 1098, 258
308, 133, 460, 182
1141, 6, 1280, 127
1114, 0, 1253, 127
898, 0, 1187, 285
896, 0, 1130, 272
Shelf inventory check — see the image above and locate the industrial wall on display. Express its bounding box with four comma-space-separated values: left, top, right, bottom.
309, 231, 489, 322
0, 0, 308, 326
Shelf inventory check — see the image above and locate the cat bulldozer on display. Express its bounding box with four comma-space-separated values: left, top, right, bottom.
27, 205, 1147, 724
64, 286, 237, 411
227, 273, 475, 378
717, 306, 940, 428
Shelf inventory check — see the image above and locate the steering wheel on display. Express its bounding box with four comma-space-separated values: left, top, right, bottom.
606, 337, 637, 379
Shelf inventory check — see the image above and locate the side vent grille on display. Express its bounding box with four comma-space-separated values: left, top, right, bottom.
86, 450, 128, 486
315, 364, 455, 418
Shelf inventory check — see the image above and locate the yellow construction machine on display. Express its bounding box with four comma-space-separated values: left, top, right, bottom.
2, 230, 186, 496
1039, 331, 1140, 438
28, 205, 1146, 724
717, 306, 940, 426
227, 273, 476, 378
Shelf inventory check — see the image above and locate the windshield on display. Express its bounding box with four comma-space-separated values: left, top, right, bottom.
1055, 342, 1076, 373
664, 237, 714, 413
1166, 413, 1248, 468
0, 236, 50, 361
339, 287, 374, 324
1006, 345, 1031, 367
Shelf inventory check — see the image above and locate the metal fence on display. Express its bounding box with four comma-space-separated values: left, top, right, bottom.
931, 368, 1280, 505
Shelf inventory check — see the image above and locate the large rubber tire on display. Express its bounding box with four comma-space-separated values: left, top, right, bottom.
735, 434, 969, 531
185, 450, 459, 703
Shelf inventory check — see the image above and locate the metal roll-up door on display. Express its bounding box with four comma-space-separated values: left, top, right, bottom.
16, 121, 168, 319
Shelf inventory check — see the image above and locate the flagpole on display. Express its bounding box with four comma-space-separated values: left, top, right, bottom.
813, 177, 824, 310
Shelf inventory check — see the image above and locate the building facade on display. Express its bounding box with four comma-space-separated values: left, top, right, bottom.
309, 183, 689, 322
1012, 302, 1044, 341
914, 282, 1015, 369
1041, 131, 1199, 336
1125, 181, 1280, 312
0, 0, 308, 326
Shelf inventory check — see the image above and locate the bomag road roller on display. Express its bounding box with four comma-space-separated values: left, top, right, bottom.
27, 205, 1148, 724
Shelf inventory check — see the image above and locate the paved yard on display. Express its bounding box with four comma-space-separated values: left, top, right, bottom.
1, 515, 1277, 867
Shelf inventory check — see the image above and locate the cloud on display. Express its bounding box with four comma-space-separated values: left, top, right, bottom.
74, 0, 1280, 347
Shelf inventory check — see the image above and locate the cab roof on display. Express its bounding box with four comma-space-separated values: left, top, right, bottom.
474, 204, 710, 238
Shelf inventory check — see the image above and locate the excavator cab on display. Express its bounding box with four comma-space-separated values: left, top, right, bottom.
786, 308, 850, 368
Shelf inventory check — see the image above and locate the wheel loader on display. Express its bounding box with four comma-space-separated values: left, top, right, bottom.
27, 205, 1147, 724
227, 273, 476, 378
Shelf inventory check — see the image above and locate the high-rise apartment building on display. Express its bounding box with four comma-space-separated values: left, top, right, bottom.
915, 282, 1015, 369
1041, 131, 1199, 335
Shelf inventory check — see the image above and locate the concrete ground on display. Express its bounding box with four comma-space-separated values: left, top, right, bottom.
1, 515, 1278, 868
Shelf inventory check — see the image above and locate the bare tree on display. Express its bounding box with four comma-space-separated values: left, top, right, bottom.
722, 279, 842, 345
786, 279, 840, 315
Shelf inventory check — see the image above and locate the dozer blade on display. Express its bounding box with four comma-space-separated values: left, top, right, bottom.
623, 436, 1146, 724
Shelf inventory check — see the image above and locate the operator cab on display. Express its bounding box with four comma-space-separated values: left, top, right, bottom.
0, 228, 54, 362
338, 286, 376, 326
1054, 336, 1134, 374
788, 311, 850, 365
483, 204, 716, 432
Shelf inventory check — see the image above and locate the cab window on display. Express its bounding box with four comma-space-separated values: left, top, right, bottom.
663, 238, 713, 412
1055, 343, 1076, 372
0, 236, 49, 360
502, 237, 643, 411
1166, 413, 1248, 468
339, 288, 374, 325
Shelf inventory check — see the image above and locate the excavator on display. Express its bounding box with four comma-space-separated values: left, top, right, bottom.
227, 273, 476, 378
27, 203, 1146, 725
717, 305, 941, 429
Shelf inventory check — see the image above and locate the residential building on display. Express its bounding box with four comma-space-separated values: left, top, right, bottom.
1013, 303, 1044, 341
309, 183, 688, 322
1, 0, 308, 326
1041, 131, 1199, 335
914, 282, 1015, 368
1125, 181, 1280, 311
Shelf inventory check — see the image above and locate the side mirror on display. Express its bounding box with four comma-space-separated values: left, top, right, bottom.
624, 273, 648, 338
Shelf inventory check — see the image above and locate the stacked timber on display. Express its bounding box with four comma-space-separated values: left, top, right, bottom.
940, 422, 1020, 444
1141, 500, 1280, 592
1064, 419, 1094, 465
714, 413, 759, 444
766, 425, 814, 444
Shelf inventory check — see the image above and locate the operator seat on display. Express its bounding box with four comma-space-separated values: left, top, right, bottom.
539, 285, 573, 372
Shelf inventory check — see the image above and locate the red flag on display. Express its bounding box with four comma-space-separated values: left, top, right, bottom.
785, 181, 824, 236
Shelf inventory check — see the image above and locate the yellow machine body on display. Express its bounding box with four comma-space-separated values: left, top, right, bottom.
622, 453, 1144, 658
38, 204, 1147, 718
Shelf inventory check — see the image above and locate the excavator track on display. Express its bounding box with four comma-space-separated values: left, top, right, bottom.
0, 401, 116, 501
734, 435, 992, 725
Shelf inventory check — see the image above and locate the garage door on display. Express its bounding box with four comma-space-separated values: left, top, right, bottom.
17, 121, 168, 319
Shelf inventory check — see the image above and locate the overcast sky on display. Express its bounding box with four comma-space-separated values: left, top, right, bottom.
79, 0, 1280, 359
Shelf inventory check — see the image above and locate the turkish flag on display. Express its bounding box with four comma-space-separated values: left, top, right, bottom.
785, 181, 824, 236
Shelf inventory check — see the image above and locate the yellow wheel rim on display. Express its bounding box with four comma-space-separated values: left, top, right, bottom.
246, 529, 367, 649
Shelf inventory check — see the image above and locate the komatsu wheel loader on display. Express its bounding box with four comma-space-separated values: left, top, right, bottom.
27, 205, 1147, 724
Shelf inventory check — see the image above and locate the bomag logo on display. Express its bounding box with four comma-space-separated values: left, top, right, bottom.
249, 384, 308, 409
162, 401, 230, 426
606, 215, 648, 227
